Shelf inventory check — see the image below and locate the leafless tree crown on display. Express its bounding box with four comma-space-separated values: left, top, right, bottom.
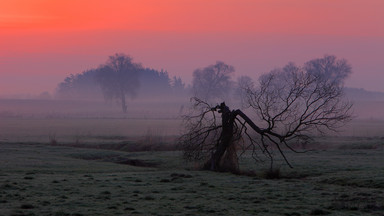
192, 61, 235, 103
180, 56, 353, 171
96, 53, 142, 113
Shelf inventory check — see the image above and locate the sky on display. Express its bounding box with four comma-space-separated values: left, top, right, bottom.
0, 0, 383, 96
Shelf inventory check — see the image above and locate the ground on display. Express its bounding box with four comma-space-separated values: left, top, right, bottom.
0, 116, 383, 215
0, 139, 383, 216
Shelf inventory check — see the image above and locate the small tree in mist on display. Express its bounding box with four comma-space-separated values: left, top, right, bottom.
180, 55, 353, 173
192, 61, 235, 103
305, 55, 351, 85
96, 53, 142, 113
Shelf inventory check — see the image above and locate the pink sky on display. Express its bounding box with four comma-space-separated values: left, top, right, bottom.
0, 0, 383, 95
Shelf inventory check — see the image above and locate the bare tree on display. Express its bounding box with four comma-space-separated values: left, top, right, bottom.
96, 53, 142, 113
180, 55, 353, 173
305, 55, 351, 85
192, 61, 235, 103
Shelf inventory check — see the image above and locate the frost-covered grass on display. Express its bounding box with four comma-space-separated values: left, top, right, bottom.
0, 141, 383, 216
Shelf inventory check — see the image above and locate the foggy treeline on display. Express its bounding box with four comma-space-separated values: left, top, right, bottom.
1, 53, 384, 120
52, 54, 249, 116
56, 66, 187, 101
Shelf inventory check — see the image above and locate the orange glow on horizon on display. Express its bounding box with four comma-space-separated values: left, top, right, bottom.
1, 0, 383, 36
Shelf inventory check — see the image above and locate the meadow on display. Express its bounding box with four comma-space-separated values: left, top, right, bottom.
0, 114, 383, 215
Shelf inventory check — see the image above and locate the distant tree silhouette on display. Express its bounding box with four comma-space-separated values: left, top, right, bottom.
180, 55, 353, 173
95, 53, 142, 113
192, 61, 234, 103
305, 55, 351, 85
56, 54, 189, 109
56, 66, 188, 102
139, 68, 172, 98
171, 76, 187, 97
56, 69, 101, 99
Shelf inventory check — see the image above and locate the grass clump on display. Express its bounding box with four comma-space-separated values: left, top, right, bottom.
24, 176, 34, 180
20, 203, 35, 209
143, 195, 155, 200
310, 209, 330, 215
263, 168, 281, 179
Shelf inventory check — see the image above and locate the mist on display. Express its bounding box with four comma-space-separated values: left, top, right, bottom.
1, 54, 384, 141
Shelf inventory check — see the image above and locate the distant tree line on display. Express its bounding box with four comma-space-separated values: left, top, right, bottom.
56, 54, 188, 112
57, 53, 352, 118
56, 53, 256, 112
56, 69, 101, 99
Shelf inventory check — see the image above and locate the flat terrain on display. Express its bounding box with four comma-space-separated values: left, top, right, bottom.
0, 115, 383, 215
0, 140, 383, 216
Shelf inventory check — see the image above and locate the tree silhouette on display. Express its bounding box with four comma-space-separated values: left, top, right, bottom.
192, 61, 234, 103
305, 55, 351, 85
139, 68, 172, 98
56, 61, 188, 102
96, 53, 142, 113
56, 69, 101, 99
180, 55, 353, 173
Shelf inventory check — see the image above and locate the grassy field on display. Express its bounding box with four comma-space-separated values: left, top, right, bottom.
0, 141, 383, 215
0, 117, 182, 144
0, 117, 383, 215
1, 117, 384, 143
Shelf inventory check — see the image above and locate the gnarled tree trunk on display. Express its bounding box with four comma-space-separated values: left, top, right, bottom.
203, 103, 237, 172
202, 102, 266, 173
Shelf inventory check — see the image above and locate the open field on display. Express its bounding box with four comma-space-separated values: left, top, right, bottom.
0, 113, 383, 215
0, 142, 383, 216
0, 117, 182, 145
1, 116, 384, 144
